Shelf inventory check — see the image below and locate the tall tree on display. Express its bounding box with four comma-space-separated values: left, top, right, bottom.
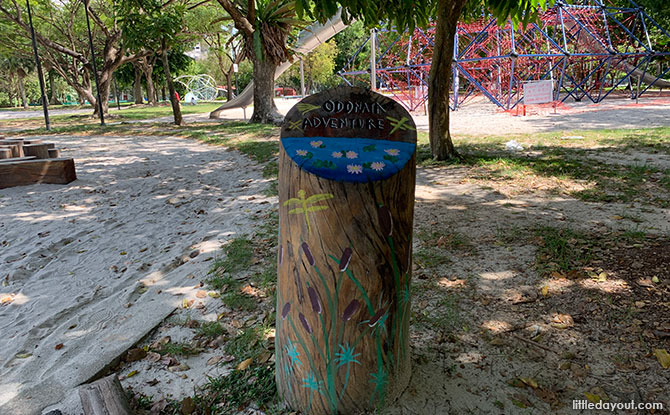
299, 0, 550, 160
214, 0, 304, 124
120, 0, 187, 124
0, 0, 149, 115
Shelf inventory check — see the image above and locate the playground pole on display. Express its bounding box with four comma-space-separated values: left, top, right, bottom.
370, 29, 377, 91
26, 0, 50, 131
84, 0, 105, 125
300, 58, 306, 96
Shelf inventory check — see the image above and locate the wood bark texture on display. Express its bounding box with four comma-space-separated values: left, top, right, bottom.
79, 374, 132, 415
0, 158, 76, 189
276, 87, 416, 415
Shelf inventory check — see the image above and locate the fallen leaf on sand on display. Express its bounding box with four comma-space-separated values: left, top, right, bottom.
237, 358, 253, 370
541, 286, 549, 297
127, 370, 138, 378
520, 377, 539, 389
15, 353, 32, 358
126, 348, 147, 362
180, 396, 195, 415
55, 343, 64, 350
149, 397, 168, 415
207, 291, 220, 298
653, 349, 670, 368
1, 295, 13, 305
195, 290, 207, 298
146, 378, 160, 386
146, 352, 161, 362
182, 299, 194, 308
584, 392, 601, 403
120, 251, 127, 255
551, 313, 574, 329
207, 356, 223, 366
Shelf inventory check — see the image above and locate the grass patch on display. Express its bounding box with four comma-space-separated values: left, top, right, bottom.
197, 321, 225, 339
414, 294, 461, 332
199, 364, 277, 414
159, 342, 199, 356
224, 325, 273, 365
535, 227, 593, 276
222, 289, 258, 311
208, 238, 253, 277
414, 246, 451, 269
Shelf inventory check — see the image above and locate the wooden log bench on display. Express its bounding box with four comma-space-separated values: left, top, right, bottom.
0, 148, 11, 159
0, 140, 25, 158
23, 143, 50, 159
0, 158, 77, 189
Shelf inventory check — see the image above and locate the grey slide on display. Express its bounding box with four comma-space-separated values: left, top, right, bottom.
209, 10, 348, 118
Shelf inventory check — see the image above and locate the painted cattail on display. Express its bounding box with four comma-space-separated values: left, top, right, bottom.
341, 299, 360, 321
378, 205, 393, 237
339, 247, 353, 272
299, 312, 313, 334
307, 286, 322, 314
368, 308, 386, 327
302, 242, 315, 266
293, 268, 304, 304
281, 302, 291, 320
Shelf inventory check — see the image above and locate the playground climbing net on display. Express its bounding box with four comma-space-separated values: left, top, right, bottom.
338, 0, 670, 112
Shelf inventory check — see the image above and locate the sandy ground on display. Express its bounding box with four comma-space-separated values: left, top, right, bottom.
382, 167, 670, 415
0, 134, 273, 414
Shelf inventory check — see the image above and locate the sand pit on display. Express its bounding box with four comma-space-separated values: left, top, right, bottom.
0, 133, 272, 414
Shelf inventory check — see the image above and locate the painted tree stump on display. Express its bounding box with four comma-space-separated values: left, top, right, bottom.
276, 87, 416, 415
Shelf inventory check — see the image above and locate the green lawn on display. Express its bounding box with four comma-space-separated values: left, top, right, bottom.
0, 102, 223, 127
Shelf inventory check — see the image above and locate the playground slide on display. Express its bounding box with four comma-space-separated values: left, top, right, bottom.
209, 10, 348, 118
619, 62, 670, 89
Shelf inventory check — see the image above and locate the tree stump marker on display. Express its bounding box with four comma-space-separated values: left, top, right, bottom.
276, 86, 416, 415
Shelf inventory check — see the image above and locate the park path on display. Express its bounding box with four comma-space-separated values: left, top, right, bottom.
0, 133, 272, 415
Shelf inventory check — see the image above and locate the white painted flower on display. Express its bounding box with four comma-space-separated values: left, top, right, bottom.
347, 164, 363, 174
345, 151, 358, 159
296, 149, 308, 156
384, 148, 400, 156
310, 140, 323, 148
370, 161, 386, 171
331, 151, 343, 158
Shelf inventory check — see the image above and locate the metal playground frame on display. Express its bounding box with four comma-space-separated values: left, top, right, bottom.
338, 0, 670, 112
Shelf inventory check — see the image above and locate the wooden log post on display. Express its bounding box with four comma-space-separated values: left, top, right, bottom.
79, 374, 132, 415
0, 148, 11, 159
276, 87, 416, 415
48, 148, 61, 158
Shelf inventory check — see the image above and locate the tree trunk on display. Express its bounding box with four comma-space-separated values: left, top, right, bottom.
226, 71, 233, 101
18, 74, 28, 109
48, 70, 60, 105
250, 56, 282, 124
139, 58, 157, 106
161, 86, 166, 102
134, 65, 143, 104
427, 0, 466, 160
161, 39, 183, 125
